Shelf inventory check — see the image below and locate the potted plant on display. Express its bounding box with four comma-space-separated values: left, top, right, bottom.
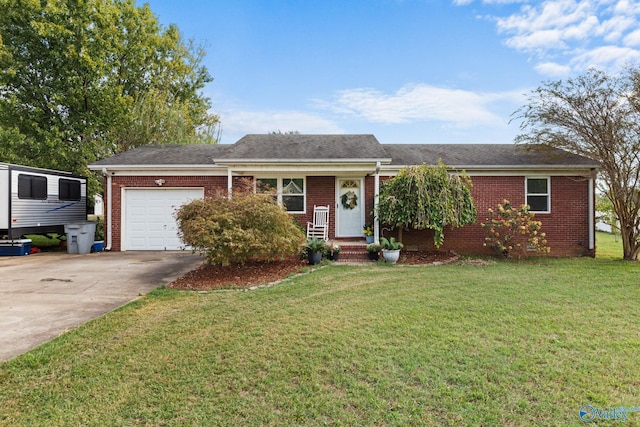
366, 243, 381, 261
380, 236, 403, 264
362, 223, 374, 244
306, 237, 327, 265
326, 242, 341, 261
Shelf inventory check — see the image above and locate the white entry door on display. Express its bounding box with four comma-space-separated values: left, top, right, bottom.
124, 188, 204, 250
336, 178, 364, 237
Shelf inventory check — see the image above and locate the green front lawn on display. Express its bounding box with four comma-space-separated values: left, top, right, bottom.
1, 235, 638, 425
596, 230, 623, 260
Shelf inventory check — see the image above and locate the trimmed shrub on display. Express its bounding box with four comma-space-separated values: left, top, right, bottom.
176, 182, 306, 265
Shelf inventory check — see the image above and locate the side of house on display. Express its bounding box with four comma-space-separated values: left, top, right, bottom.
89, 135, 599, 256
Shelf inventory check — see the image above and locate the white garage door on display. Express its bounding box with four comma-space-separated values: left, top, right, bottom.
124, 188, 204, 250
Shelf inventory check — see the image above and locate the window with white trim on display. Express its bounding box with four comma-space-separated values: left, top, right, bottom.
256, 177, 305, 213
526, 177, 550, 213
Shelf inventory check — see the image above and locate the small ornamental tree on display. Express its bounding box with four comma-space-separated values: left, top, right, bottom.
482, 200, 549, 259
176, 181, 305, 266
376, 162, 477, 248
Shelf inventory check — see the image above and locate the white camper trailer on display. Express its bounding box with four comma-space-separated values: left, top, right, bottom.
0, 163, 87, 239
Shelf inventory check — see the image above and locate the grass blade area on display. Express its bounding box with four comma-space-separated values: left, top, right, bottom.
1, 234, 639, 425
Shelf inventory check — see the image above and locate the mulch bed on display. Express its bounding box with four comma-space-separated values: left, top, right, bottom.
167, 251, 459, 291
167, 257, 307, 291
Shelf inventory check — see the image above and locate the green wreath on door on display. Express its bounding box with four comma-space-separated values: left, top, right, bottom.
341, 191, 358, 210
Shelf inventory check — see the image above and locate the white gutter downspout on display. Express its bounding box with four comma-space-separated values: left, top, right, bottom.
103, 169, 112, 251
589, 176, 595, 251
374, 161, 381, 244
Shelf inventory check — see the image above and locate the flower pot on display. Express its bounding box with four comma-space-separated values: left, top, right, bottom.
365, 235, 374, 244
382, 249, 400, 264
367, 251, 380, 261
328, 252, 340, 261
308, 250, 323, 265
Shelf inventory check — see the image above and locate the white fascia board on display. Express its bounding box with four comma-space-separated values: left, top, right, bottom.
88, 163, 379, 176
379, 164, 598, 177
88, 164, 228, 176
88, 164, 222, 170
218, 159, 388, 175
231, 164, 379, 175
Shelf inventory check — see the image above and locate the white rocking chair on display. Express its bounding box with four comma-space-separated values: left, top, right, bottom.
307, 205, 330, 240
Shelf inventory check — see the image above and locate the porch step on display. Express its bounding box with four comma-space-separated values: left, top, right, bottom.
332, 240, 374, 263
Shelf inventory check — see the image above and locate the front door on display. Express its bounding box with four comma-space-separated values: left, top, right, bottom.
336, 178, 364, 237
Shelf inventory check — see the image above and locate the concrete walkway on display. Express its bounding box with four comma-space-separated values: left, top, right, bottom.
0, 250, 203, 361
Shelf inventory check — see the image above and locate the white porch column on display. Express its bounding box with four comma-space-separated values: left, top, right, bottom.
374, 161, 381, 244
227, 168, 233, 199
103, 168, 112, 251
589, 177, 595, 250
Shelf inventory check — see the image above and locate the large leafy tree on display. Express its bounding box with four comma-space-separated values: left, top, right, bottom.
0, 0, 218, 195
512, 68, 640, 260
377, 162, 477, 248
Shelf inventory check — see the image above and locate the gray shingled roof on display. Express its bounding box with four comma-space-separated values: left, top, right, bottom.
219, 134, 390, 161
384, 144, 599, 167
90, 144, 231, 166
89, 135, 599, 168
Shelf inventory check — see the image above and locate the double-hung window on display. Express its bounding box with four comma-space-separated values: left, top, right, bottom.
526, 177, 550, 213
256, 177, 305, 213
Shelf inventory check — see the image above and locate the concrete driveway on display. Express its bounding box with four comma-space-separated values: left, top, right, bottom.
0, 251, 203, 361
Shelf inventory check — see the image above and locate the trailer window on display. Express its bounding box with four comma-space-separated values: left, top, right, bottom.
18, 174, 47, 200
59, 179, 81, 201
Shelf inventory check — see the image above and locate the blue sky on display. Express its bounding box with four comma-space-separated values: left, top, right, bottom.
141, 0, 640, 145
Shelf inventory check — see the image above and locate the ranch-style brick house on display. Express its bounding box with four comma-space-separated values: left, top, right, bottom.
88, 134, 600, 257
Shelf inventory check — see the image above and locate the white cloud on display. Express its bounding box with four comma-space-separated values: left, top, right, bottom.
504, 28, 567, 51
600, 15, 636, 42
470, 0, 640, 75
535, 62, 572, 76
570, 45, 640, 69
624, 29, 640, 46
317, 84, 523, 128
613, 0, 640, 15
496, 1, 598, 51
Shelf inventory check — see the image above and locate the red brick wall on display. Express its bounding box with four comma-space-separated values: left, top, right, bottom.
105, 173, 593, 257
105, 175, 228, 251
294, 176, 336, 236
364, 176, 376, 226
384, 176, 593, 257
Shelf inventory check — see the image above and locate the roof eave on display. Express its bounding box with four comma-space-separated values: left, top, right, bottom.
383, 164, 599, 170
215, 158, 392, 164
88, 164, 225, 171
